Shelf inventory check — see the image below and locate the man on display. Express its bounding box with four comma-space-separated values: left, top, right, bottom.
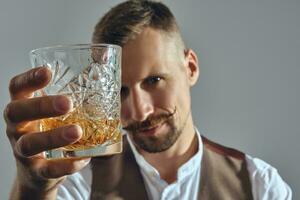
4, 1, 292, 200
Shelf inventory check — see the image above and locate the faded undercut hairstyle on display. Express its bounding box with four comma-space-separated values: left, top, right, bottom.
92, 0, 185, 50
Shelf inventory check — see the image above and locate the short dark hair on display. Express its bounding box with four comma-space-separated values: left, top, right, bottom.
92, 0, 184, 47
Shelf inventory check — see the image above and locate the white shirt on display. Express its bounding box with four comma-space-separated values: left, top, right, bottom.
58, 129, 292, 200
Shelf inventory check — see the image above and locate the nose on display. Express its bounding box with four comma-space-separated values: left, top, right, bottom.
127, 87, 154, 122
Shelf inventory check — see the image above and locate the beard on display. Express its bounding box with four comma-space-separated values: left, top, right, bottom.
132, 119, 180, 153
123, 107, 188, 153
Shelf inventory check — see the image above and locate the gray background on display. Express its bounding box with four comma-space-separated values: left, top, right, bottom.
0, 0, 299, 199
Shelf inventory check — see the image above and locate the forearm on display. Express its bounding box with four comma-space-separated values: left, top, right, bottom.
9, 178, 58, 200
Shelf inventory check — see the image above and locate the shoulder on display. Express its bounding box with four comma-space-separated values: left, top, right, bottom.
201, 136, 292, 199
245, 155, 292, 200
202, 136, 245, 160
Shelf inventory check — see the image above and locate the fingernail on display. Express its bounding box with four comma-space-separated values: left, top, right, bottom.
63, 125, 82, 141
53, 96, 73, 113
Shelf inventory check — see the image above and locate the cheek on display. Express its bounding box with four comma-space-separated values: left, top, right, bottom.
153, 85, 190, 114
164, 82, 191, 118
152, 88, 175, 111
119, 82, 191, 125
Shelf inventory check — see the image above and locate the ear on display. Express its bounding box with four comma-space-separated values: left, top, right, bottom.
184, 49, 200, 86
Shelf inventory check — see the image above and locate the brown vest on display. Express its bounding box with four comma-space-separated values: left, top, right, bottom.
90, 136, 253, 200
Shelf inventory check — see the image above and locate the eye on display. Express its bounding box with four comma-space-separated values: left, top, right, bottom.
145, 76, 162, 85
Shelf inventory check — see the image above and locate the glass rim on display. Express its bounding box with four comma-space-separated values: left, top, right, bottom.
30, 43, 121, 54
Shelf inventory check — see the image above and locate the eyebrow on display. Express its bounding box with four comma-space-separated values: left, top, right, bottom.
146, 72, 170, 78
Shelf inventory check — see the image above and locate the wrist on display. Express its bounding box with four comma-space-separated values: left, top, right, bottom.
10, 177, 64, 200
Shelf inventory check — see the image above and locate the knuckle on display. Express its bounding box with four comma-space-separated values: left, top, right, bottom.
41, 165, 62, 179
45, 131, 56, 149
40, 165, 52, 178
62, 162, 78, 176
3, 103, 14, 123
3, 105, 9, 123
9, 76, 18, 95
9, 70, 35, 95
35, 96, 54, 118
35, 97, 44, 116
27, 69, 37, 87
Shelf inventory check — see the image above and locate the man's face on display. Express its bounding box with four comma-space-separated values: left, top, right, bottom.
121, 28, 197, 153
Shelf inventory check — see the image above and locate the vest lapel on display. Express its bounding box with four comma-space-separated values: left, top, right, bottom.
90, 136, 148, 200
89, 135, 253, 200
199, 136, 253, 200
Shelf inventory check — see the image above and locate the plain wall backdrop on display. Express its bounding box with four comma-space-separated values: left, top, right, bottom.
0, 0, 299, 199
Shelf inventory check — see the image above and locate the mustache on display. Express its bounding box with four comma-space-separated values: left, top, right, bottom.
123, 107, 177, 133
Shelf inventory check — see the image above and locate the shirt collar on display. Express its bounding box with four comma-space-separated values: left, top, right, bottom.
126, 127, 203, 182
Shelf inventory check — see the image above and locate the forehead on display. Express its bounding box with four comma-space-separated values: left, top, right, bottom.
121, 28, 181, 85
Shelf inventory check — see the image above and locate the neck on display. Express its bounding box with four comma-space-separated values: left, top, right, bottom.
138, 116, 198, 184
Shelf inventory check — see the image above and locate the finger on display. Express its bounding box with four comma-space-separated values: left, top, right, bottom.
38, 157, 91, 179
6, 121, 39, 142
4, 95, 72, 124
15, 125, 82, 157
9, 66, 51, 100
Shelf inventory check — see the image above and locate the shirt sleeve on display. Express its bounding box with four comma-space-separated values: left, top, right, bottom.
57, 167, 91, 200
246, 155, 292, 200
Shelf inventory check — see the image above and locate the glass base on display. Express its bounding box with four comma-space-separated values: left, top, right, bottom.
44, 141, 122, 159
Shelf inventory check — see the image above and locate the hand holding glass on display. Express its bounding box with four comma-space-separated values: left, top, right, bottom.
30, 44, 122, 159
